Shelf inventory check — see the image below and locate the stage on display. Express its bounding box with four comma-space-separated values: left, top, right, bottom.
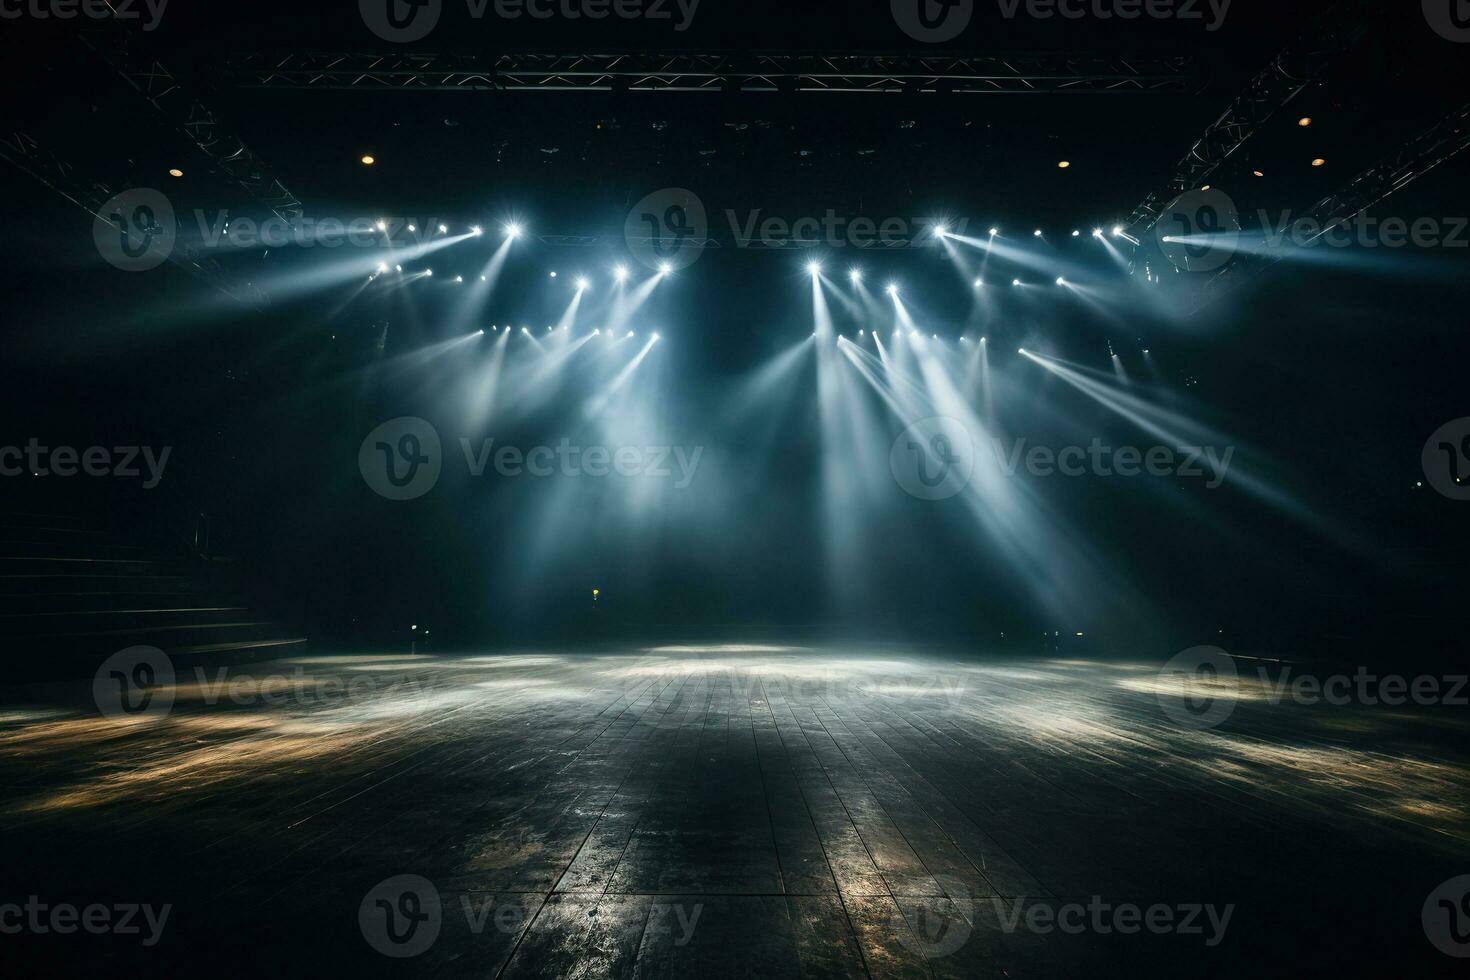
3, 645, 1466, 976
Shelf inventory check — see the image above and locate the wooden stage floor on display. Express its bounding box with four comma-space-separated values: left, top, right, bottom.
3, 645, 1468, 976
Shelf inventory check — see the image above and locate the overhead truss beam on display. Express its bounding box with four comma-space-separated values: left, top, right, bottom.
223, 50, 1197, 95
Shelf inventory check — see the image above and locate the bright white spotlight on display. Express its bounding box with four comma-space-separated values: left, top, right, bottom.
438, 224, 448, 233
549, 271, 557, 278
394, 264, 402, 272
658, 261, 672, 275
1112, 225, 1124, 237
480, 275, 487, 281
1012, 278, 1021, 286
593, 328, 600, 335
886, 283, 899, 296
425, 268, 433, 277
520, 326, 529, 334
849, 268, 862, 283
1092, 228, 1104, 238
407, 223, 416, 232
614, 265, 629, 282
470, 225, 483, 236
1056, 277, 1066, 285
806, 261, 821, 276
505, 223, 522, 239
375, 219, 386, 231
376, 263, 388, 274
1033, 229, 1043, 237
475, 329, 484, 336
935, 224, 949, 237
1072, 230, 1081, 237
575, 276, 590, 290
973, 278, 984, 288
989, 227, 999, 236
627, 330, 635, 338
454, 275, 464, 283
1018, 347, 1027, 354
652, 332, 660, 340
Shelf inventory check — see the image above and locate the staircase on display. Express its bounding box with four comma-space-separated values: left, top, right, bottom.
0, 510, 306, 681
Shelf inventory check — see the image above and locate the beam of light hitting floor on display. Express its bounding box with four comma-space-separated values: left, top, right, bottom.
1021, 350, 1317, 521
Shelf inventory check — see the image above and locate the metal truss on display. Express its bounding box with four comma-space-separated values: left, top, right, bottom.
1196, 99, 1470, 307
1122, 0, 1372, 237
0, 129, 263, 307
79, 24, 302, 224
223, 50, 1196, 95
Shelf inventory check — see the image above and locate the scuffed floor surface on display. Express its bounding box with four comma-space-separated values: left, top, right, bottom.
3, 645, 1469, 977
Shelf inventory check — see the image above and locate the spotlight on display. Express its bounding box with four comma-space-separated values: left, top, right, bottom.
521, 327, 529, 334
454, 275, 464, 283
1057, 160, 1071, 169
989, 227, 999, 236
1252, 170, 1264, 178
438, 223, 449, 233
425, 269, 433, 276
505, 223, 522, 239
1112, 225, 1124, 237
360, 154, 375, 166
627, 330, 634, 338
886, 283, 899, 296
849, 268, 862, 283
1071, 230, 1080, 237
973, 278, 984, 288
807, 261, 821, 276
1033, 229, 1043, 237
167, 168, 183, 178
1312, 158, 1326, 167
1056, 277, 1066, 285
575, 276, 590, 290
981, 337, 987, 343
652, 332, 660, 340
614, 265, 629, 282
407, 223, 417, 232
1298, 116, 1313, 127
1092, 228, 1104, 238
593, 329, 600, 335
935, 224, 949, 237
470, 225, 483, 236
376, 263, 388, 274
1012, 279, 1021, 286
549, 271, 557, 278
375, 220, 386, 231
658, 261, 673, 275
394, 264, 402, 272
480, 275, 487, 281
859, 329, 865, 336
1018, 347, 1026, 354
476, 329, 484, 336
